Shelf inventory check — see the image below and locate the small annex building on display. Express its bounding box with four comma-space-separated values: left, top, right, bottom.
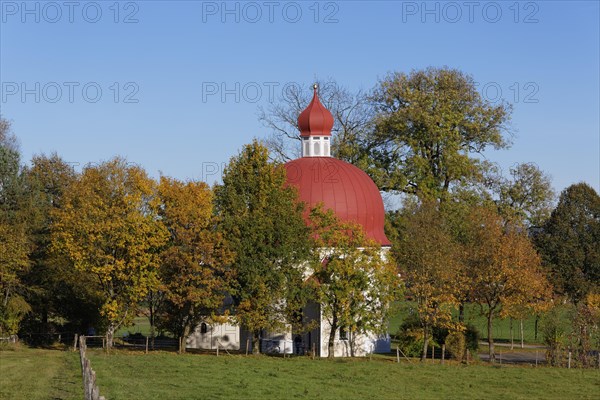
187, 85, 392, 357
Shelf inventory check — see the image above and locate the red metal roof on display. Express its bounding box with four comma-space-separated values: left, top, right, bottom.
284, 157, 391, 246
297, 85, 334, 137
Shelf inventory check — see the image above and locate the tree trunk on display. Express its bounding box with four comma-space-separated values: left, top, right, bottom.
421, 325, 429, 362
106, 324, 115, 349
534, 314, 539, 341
252, 331, 261, 354
179, 325, 190, 354
520, 319, 524, 349
510, 318, 514, 350
458, 303, 465, 323
149, 303, 156, 350
327, 317, 337, 359
487, 312, 495, 362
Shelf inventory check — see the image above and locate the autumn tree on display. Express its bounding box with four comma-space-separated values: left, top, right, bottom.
535, 183, 600, 303
368, 67, 511, 199
214, 141, 311, 353
18, 154, 101, 338
156, 177, 234, 353
51, 158, 168, 347
464, 207, 550, 361
309, 205, 399, 358
0, 119, 30, 336
391, 201, 464, 360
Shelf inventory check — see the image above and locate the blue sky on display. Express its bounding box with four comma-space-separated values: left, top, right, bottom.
1, 0, 599, 195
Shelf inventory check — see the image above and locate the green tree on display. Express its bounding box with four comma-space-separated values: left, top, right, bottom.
391, 201, 464, 360
51, 158, 168, 347
156, 177, 234, 353
368, 67, 511, 199
0, 119, 30, 336
309, 205, 399, 358
535, 183, 600, 303
496, 163, 555, 228
19, 154, 96, 338
215, 141, 311, 353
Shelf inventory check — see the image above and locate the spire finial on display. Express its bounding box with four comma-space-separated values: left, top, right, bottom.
313, 83, 318, 92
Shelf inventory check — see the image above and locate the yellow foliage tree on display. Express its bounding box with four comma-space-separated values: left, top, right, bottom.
51, 158, 168, 347
309, 205, 400, 358
156, 177, 234, 353
464, 207, 551, 361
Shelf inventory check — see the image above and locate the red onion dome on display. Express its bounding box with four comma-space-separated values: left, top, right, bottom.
297, 84, 334, 137
284, 157, 391, 246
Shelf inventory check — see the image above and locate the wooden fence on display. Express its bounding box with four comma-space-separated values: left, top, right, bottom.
78, 335, 106, 400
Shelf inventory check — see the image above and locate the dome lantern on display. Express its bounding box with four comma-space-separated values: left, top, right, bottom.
297, 84, 334, 157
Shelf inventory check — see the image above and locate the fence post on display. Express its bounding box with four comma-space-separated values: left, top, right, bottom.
568, 351, 571, 369
466, 349, 469, 365
216, 342, 219, 357
535, 350, 538, 367
431, 346, 434, 361
312, 343, 315, 360
441, 345, 445, 364
396, 346, 400, 363
245, 338, 249, 356
145, 337, 149, 354
73, 334, 78, 351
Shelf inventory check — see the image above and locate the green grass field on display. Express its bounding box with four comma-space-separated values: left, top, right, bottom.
0, 346, 81, 400
1, 347, 598, 399
86, 350, 598, 400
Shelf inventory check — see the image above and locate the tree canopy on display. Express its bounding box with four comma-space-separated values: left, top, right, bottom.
215, 140, 311, 353
51, 158, 168, 346
535, 183, 600, 303
463, 207, 551, 361
156, 177, 234, 352
309, 205, 399, 358
391, 201, 464, 360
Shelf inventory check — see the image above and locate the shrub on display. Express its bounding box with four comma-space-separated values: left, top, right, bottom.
464, 324, 480, 354
445, 332, 466, 361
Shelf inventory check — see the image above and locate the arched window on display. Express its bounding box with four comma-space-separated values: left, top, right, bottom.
200, 323, 208, 334
314, 141, 320, 156
339, 327, 348, 341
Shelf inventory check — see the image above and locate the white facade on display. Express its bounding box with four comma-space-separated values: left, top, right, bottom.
187, 319, 240, 350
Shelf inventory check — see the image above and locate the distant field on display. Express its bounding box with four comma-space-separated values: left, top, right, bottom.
0, 346, 80, 400
86, 350, 599, 400
388, 303, 574, 344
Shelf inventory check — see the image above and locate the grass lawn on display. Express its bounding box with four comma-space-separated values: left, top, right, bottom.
87, 350, 600, 400
0, 346, 81, 400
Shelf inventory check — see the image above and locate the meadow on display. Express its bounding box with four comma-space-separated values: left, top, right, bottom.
2, 346, 599, 400
0, 346, 80, 400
